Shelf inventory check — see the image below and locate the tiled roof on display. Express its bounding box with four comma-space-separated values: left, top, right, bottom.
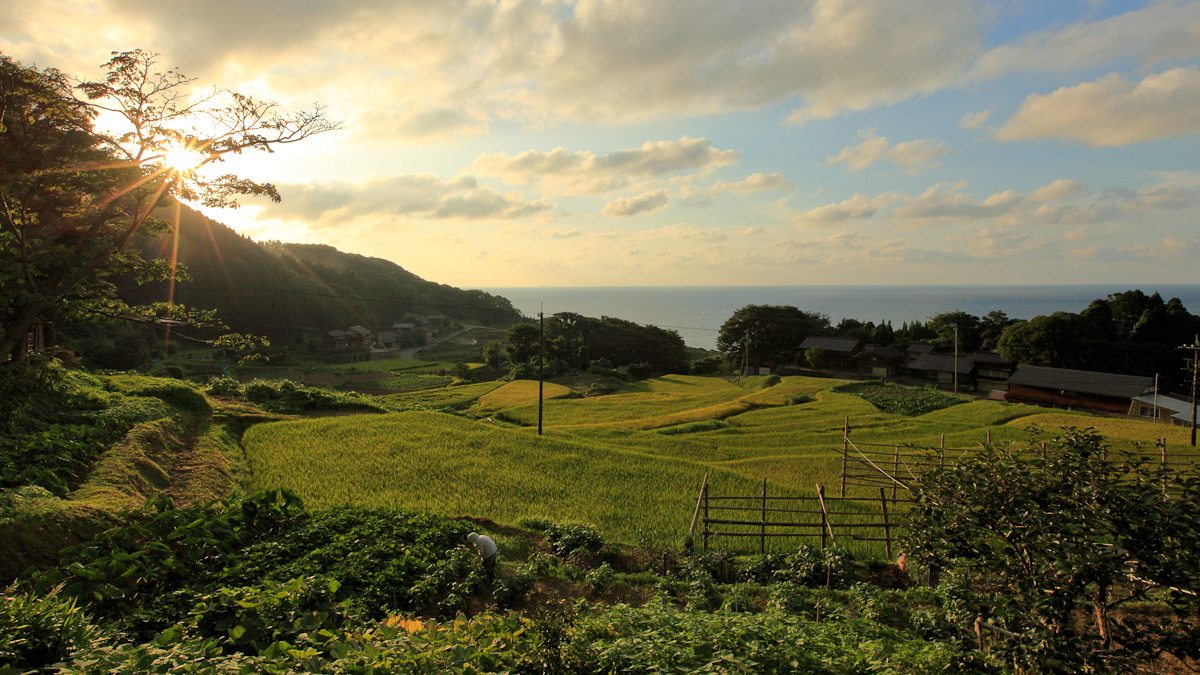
908, 352, 974, 375
799, 336, 862, 353
1008, 366, 1153, 399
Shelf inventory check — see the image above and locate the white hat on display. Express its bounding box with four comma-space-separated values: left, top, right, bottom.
467, 532, 479, 543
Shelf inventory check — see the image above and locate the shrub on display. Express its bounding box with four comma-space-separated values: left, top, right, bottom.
627, 362, 653, 380
205, 376, 243, 397
0, 585, 99, 671
187, 575, 350, 653
741, 545, 856, 589
585, 563, 616, 593
494, 563, 537, 609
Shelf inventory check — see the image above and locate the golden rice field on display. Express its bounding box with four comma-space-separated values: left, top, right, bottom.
242, 374, 1199, 554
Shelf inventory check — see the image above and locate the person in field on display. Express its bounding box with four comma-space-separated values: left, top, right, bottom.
467, 532, 498, 579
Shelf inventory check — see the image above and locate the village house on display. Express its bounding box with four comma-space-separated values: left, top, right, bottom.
855, 345, 906, 378
1128, 391, 1197, 425
798, 336, 864, 372
1005, 365, 1155, 416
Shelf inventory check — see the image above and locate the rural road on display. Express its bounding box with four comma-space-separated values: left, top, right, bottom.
395, 325, 483, 360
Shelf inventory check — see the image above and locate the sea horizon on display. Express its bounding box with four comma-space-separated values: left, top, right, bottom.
484, 283, 1200, 352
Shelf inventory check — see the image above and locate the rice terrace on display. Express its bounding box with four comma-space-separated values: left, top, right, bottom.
241, 370, 1198, 553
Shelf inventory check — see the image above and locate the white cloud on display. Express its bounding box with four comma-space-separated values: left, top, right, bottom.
995, 67, 1200, 146
258, 174, 552, 226
707, 173, 796, 195
795, 192, 902, 226
601, 190, 670, 217
970, 1, 1200, 80
959, 109, 991, 130
472, 137, 738, 195
1029, 179, 1087, 203
822, 129, 948, 171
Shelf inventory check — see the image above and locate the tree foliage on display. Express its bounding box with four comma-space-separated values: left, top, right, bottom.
0, 50, 339, 362
907, 428, 1200, 673
717, 305, 830, 366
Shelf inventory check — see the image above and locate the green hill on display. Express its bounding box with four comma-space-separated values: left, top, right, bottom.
117, 202, 522, 344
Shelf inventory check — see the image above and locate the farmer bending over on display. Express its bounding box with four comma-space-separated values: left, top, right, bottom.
467, 532, 498, 579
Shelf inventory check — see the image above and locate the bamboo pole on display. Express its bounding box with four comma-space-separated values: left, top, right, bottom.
689, 472, 709, 537
879, 487, 892, 560
760, 478, 767, 554
892, 446, 901, 500
815, 484, 837, 548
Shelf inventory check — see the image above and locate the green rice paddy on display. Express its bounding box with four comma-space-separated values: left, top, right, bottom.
242, 374, 1198, 554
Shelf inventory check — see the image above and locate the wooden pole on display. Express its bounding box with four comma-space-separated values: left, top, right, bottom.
688, 472, 709, 537
816, 484, 837, 549
879, 487, 892, 560
987, 429, 992, 445
760, 478, 767, 554
940, 434, 945, 471
537, 310, 544, 436
892, 446, 901, 500
841, 417, 849, 497
703, 479, 710, 552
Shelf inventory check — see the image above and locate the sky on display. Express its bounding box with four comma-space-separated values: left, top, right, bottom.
4, 0, 1200, 289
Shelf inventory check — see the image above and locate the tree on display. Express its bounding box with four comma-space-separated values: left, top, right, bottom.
717, 305, 830, 366
505, 322, 540, 365
906, 428, 1200, 673
927, 311, 981, 354
0, 51, 338, 362
804, 346, 828, 370
978, 310, 1014, 351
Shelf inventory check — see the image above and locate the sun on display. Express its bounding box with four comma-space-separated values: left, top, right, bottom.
160, 143, 209, 174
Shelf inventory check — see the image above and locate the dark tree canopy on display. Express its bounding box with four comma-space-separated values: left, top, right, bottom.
717, 305, 831, 366
545, 313, 689, 375
0, 50, 338, 362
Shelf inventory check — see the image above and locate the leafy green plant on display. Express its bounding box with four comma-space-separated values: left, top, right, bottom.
409, 547, 486, 615
833, 381, 964, 416
187, 575, 350, 653
493, 563, 537, 609
585, 563, 616, 593
0, 585, 99, 671
1, 418, 135, 495
241, 378, 385, 414
204, 376, 243, 397
907, 427, 1200, 673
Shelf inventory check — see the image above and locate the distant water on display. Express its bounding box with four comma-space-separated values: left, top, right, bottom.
483, 285, 1200, 351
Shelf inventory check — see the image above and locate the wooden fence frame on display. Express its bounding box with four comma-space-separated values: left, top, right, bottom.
837, 416, 1200, 498
689, 477, 911, 558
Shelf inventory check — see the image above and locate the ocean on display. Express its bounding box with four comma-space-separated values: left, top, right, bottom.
483, 285, 1200, 352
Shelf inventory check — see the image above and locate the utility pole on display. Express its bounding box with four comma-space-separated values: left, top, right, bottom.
953, 324, 959, 395
538, 308, 544, 436
1181, 335, 1200, 447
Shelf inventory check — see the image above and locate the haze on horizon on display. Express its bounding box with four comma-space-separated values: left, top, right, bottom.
4, 1, 1199, 289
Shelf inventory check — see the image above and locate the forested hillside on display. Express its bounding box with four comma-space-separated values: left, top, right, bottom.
117, 203, 522, 344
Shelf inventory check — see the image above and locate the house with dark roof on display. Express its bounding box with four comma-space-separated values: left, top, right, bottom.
798, 336, 864, 371
970, 351, 1017, 393
905, 342, 936, 356
905, 352, 975, 389
856, 345, 906, 378
346, 325, 373, 348
1006, 366, 1154, 415
323, 329, 348, 350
